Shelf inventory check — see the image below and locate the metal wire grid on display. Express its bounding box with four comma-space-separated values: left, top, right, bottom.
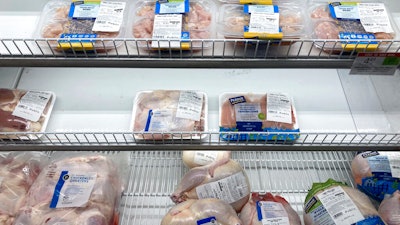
0, 132, 399, 149
119, 151, 355, 225
1, 38, 399, 59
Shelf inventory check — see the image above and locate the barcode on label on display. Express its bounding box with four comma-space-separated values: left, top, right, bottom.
333, 212, 343, 219
96, 21, 106, 24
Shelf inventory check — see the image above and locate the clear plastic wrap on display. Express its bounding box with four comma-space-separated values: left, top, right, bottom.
182, 151, 231, 168
131, 90, 208, 140
378, 190, 400, 225
0, 88, 56, 139
13, 152, 125, 225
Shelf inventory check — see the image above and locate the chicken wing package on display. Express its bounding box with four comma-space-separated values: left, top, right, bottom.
304, 179, 385, 225
34, 0, 128, 51
13, 152, 126, 225
129, 0, 216, 50
219, 92, 299, 142
0, 152, 49, 225
351, 151, 400, 201
217, 3, 306, 41
378, 190, 400, 225
182, 151, 231, 168
240, 192, 302, 225
161, 198, 243, 225
131, 90, 208, 140
309, 1, 399, 53
0, 88, 56, 140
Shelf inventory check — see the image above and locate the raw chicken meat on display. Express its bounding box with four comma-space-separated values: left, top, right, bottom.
240, 192, 301, 225
171, 159, 250, 212
182, 151, 231, 168
378, 190, 400, 225
161, 198, 243, 225
310, 6, 332, 20
0, 152, 47, 225
14, 155, 123, 225
314, 21, 340, 39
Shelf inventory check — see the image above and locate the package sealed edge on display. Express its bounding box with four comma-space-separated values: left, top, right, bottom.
0, 88, 56, 140
130, 90, 208, 141
33, 0, 128, 52
218, 92, 299, 142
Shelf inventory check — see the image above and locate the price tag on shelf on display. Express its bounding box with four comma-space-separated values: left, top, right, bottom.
350, 53, 400, 75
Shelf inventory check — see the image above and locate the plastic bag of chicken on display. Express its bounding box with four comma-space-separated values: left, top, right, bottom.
13, 152, 127, 225
0, 151, 49, 225
378, 190, 400, 225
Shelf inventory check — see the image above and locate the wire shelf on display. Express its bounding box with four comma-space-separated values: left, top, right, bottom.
119, 150, 356, 225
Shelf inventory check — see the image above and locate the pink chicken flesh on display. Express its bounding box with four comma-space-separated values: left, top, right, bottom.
378, 190, 400, 225
161, 198, 243, 225
240, 193, 301, 225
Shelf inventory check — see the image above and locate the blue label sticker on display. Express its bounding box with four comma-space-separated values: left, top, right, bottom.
181, 31, 190, 41
219, 127, 300, 141
256, 201, 263, 221
155, 0, 189, 14
59, 33, 97, 43
50, 171, 69, 208
353, 216, 385, 225
358, 176, 400, 201
329, 2, 359, 20
197, 216, 217, 225
237, 122, 263, 131
244, 4, 278, 14
339, 32, 377, 45
144, 109, 153, 132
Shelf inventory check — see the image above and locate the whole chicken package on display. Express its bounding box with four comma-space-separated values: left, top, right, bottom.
0, 88, 56, 139
304, 179, 385, 225
161, 198, 243, 225
240, 192, 302, 225
351, 151, 400, 201
131, 90, 208, 140
0, 152, 48, 225
14, 153, 125, 225
378, 190, 400, 225
219, 92, 299, 141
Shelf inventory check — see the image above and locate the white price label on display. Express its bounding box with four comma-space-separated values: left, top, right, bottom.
358, 3, 393, 34
387, 152, 400, 178
71, 3, 100, 19
92, 1, 126, 32
350, 53, 400, 75
152, 14, 183, 48
176, 91, 203, 121
12, 91, 52, 122
234, 103, 262, 122
247, 5, 276, 13
193, 151, 218, 166
145, 109, 174, 132
249, 12, 280, 34
266, 93, 292, 124
257, 201, 290, 225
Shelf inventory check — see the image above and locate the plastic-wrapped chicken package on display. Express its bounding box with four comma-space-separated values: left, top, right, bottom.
378, 190, 400, 225
182, 151, 231, 168
0, 152, 49, 225
13, 152, 127, 225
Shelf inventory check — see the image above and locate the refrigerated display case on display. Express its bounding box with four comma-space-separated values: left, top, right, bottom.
0, 0, 400, 224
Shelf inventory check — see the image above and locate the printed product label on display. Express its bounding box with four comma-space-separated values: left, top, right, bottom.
144, 109, 174, 132
196, 171, 249, 204
176, 91, 203, 121
92, 1, 126, 32
387, 152, 400, 178
329, 2, 359, 20
317, 186, 364, 225
266, 93, 292, 124
359, 176, 400, 201
50, 171, 97, 208
12, 91, 52, 122
69, 1, 101, 19
358, 3, 394, 33
244, 5, 277, 14
234, 103, 262, 122
354, 216, 385, 225
256, 201, 290, 225
248, 12, 280, 34
367, 155, 392, 177
152, 14, 183, 48
193, 151, 218, 166
155, 0, 189, 14
229, 96, 246, 105
197, 217, 217, 225
307, 204, 336, 225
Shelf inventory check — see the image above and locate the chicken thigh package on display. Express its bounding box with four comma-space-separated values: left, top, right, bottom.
0, 152, 48, 225
182, 151, 231, 168
161, 198, 243, 225
34, 0, 128, 51
0, 88, 56, 139
131, 90, 207, 140
304, 179, 385, 225
378, 190, 400, 225
171, 159, 251, 212
129, 0, 216, 50
351, 151, 400, 201
309, 1, 398, 53
239, 192, 302, 225
219, 92, 299, 141
13, 153, 125, 225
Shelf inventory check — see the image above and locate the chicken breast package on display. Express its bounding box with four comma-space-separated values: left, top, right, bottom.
219, 92, 299, 141
309, 1, 399, 53
351, 151, 400, 201
304, 179, 385, 225
129, 0, 216, 50
14, 153, 125, 225
131, 90, 208, 140
0, 152, 48, 225
240, 192, 302, 225
34, 0, 128, 51
0, 88, 56, 139
378, 190, 400, 225
161, 198, 243, 225
217, 2, 306, 40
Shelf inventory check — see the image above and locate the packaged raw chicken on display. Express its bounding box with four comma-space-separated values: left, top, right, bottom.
217, 3, 306, 41
378, 190, 400, 225
129, 0, 216, 50
182, 151, 231, 168
240, 192, 301, 225
14, 153, 125, 225
304, 179, 385, 225
0, 152, 48, 225
309, 1, 398, 53
351, 151, 400, 201
34, 0, 128, 51
0, 88, 56, 139
131, 90, 208, 140
219, 92, 299, 141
